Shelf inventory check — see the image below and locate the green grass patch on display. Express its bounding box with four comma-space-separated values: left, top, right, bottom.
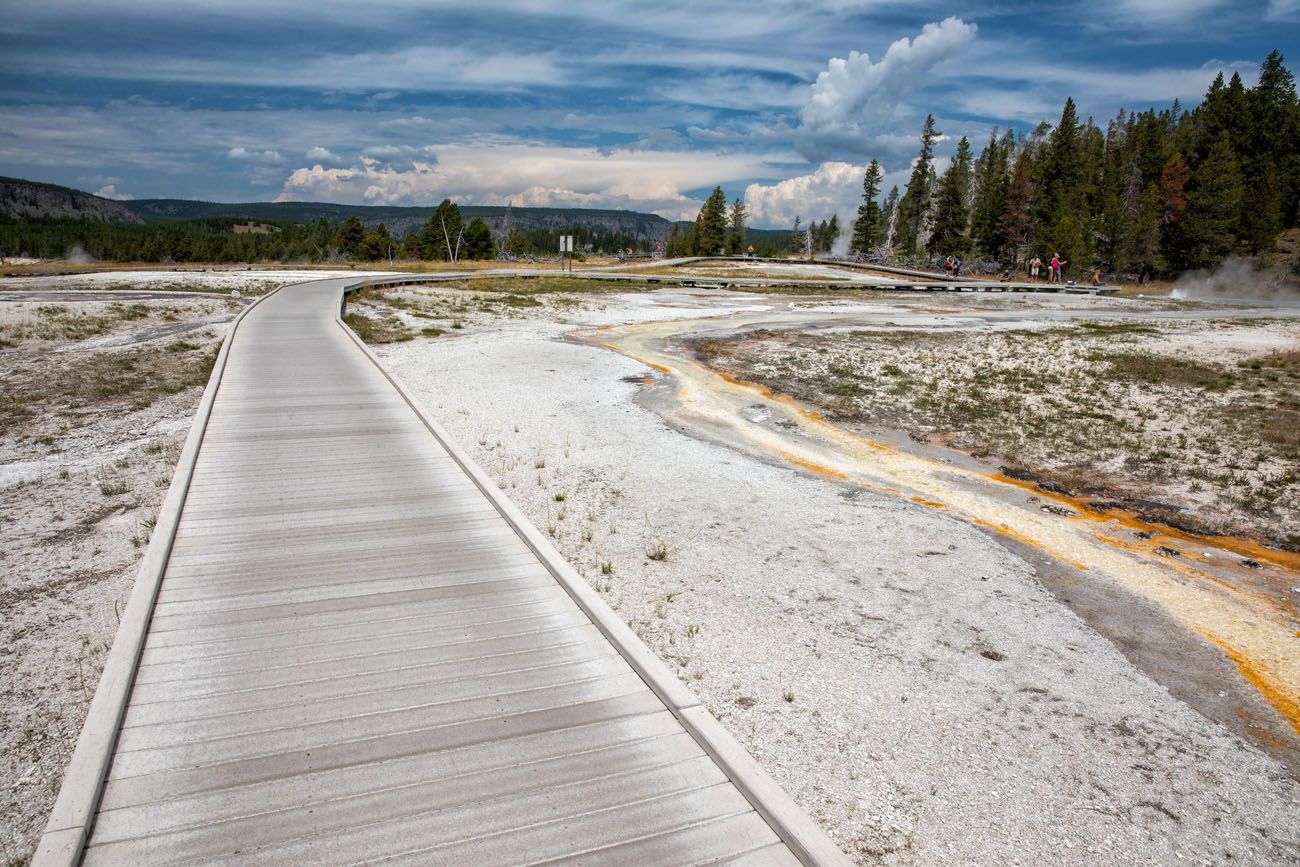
1, 344, 219, 436
1074, 320, 1160, 336
1095, 351, 1226, 389
343, 311, 413, 344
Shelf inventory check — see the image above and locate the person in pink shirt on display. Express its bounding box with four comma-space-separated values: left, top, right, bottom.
1049, 253, 1067, 284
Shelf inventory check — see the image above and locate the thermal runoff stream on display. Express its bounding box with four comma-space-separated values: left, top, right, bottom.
577, 294, 1300, 739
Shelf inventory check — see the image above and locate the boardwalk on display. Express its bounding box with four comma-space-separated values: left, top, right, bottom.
36, 278, 847, 866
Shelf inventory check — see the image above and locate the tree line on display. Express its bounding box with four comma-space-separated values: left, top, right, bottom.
0, 198, 661, 263
845, 50, 1300, 278
666, 187, 789, 257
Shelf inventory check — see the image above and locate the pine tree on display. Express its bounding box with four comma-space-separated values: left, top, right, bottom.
1241, 165, 1282, 254
1247, 51, 1299, 228
727, 197, 747, 255
1182, 133, 1244, 268
820, 214, 841, 254
1158, 154, 1191, 269
435, 200, 465, 261
789, 216, 807, 257
971, 131, 1011, 259
895, 114, 941, 256
665, 224, 682, 258
335, 215, 364, 258
417, 200, 464, 261
997, 152, 1034, 262
851, 160, 884, 257
462, 217, 495, 260
1248, 51, 1296, 173
694, 187, 728, 255
359, 222, 393, 261
1129, 182, 1166, 280
503, 228, 530, 256
1095, 114, 1131, 272
1037, 97, 1093, 267
929, 136, 974, 256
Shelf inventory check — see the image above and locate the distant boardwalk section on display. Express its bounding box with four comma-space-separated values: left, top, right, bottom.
35, 277, 848, 866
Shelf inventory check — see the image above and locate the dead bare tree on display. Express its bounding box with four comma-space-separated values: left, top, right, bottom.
439, 214, 465, 263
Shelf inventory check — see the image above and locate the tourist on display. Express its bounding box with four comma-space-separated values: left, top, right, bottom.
1028, 255, 1042, 282
1049, 253, 1066, 284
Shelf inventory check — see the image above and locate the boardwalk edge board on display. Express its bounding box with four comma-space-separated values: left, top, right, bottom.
32, 284, 290, 867
336, 283, 851, 866
36, 274, 850, 866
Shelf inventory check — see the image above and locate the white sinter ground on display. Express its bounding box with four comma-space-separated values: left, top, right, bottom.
4, 271, 1297, 866
373, 291, 1300, 867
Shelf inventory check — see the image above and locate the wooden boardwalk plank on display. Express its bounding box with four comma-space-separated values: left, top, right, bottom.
36, 277, 849, 866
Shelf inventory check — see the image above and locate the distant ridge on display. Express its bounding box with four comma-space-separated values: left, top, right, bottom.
1, 177, 790, 244
0, 177, 144, 225
122, 198, 675, 241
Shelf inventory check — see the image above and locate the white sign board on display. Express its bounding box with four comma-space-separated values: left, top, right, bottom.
558, 235, 573, 253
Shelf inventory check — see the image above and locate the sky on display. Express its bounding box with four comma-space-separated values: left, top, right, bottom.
0, 0, 1297, 227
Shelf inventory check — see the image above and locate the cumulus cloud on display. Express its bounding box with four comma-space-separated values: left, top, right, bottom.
744, 161, 864, 228
796, 17, 976, 160
227, 146, 285, 164
276, 143, 774, 220
93, 183, 132, 200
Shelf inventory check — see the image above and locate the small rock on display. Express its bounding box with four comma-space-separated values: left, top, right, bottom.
1155, 546, 1180, 558
1240, 559, 1260, 569
1040, 504, 1078, 517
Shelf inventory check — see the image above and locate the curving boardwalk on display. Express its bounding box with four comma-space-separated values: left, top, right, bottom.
36, 278, 848, 866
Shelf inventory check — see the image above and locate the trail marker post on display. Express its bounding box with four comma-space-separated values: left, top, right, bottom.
559, 235, 574, 272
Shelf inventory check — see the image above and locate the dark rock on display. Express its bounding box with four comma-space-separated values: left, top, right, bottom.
1, 177, 144, 224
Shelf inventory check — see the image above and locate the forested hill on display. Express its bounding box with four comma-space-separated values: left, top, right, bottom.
0, 177, 144, 225
0, 178, 678, 243
0, 182, 689, 260
123, 198, 673, 241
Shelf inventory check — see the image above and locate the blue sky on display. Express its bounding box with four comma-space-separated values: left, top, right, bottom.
1, 0, 1296, 226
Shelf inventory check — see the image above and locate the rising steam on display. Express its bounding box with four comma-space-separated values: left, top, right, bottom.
65, 244, 96, 264
1171, 255, 1299, 304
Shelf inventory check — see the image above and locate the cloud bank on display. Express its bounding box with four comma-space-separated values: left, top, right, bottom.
0, 1, 1285, 228
796, 17, 976, 161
